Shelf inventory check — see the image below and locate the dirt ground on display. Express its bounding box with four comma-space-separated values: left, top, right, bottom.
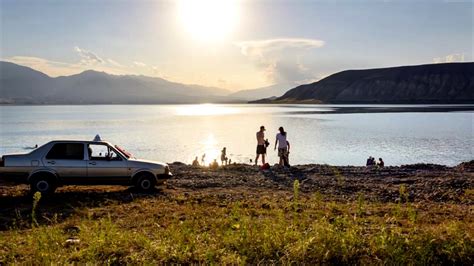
0, 161, 472, 230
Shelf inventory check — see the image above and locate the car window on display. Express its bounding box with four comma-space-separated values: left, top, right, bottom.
46, 143, 84, 160
88, 144, 121, 161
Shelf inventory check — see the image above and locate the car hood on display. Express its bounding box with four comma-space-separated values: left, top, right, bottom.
127, 158, 167, 168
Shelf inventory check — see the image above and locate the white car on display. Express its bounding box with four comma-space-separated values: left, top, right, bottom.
0, 140, 172, 194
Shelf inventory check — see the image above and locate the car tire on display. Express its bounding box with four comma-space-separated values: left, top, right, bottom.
136, 173, 156, 192
30, 175, 57, 195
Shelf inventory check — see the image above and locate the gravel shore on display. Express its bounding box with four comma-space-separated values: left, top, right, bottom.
168, 161, 473, 203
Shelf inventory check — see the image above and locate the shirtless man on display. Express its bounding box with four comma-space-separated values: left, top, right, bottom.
255, 126, 266, 165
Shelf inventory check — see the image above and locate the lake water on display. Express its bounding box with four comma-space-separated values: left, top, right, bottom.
0, 104, 472, 166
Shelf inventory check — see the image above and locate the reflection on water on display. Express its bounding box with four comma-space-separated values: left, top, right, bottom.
0, 104, 472, 166
176, 104, 240, 116
201, 134, 219, 166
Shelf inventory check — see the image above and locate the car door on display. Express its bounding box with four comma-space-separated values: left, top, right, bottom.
43, 142, 87, 184
86, 144, 129, 184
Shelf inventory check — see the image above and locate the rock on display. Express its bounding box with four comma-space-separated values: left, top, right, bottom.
63, 225, 80, 235
170, 161, 187, 166
457, 160, 474, 172
64, 238, 80, 247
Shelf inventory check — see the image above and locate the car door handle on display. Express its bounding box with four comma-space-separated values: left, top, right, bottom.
47, 161, 56, 165
88, 162, 96, 165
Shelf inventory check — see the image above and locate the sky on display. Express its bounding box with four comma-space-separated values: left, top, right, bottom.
0, 0, 472, 91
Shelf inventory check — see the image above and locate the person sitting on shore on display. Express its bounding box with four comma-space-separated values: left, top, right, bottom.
366, 156, 376, 167
209, 159, 219, 170
377, 158, 385, 167
192, 156, 200, 167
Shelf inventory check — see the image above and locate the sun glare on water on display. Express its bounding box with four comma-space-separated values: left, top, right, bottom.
176, 104, 240, 116
177, 0, 239, 41
201, 134, 220, 166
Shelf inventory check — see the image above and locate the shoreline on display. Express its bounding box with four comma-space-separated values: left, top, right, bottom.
165, 160, 473, 203
0, 103, 472, 115
1, 160, 472, 204
282, 105, 474, 114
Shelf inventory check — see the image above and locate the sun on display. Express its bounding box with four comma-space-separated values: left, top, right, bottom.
177, 0, 239, 41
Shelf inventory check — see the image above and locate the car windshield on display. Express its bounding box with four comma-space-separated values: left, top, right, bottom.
114, 145, 133, 159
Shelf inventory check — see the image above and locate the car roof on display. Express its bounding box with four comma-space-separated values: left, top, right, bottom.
48, 140, 114, 145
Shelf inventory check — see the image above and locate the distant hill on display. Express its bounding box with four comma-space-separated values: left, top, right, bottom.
229, 83, 295, 101
258, 63, 474, 104
0, 61, 234, 104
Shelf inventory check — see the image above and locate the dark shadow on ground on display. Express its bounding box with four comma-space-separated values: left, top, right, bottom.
0, 186, 166, 231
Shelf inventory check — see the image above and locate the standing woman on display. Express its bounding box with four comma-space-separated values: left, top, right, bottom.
274, 126, 289, 166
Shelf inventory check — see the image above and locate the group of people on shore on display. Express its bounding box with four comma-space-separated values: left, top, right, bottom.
191, 125, 291, 168
366, 156, 384, 167
191, 127, 387, 169
191, 147, 232, 169
255, 125, 290, 167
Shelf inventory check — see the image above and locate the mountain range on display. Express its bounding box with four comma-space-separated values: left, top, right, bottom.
0, 61, 245, 104
1, 61, 473, 104
256, 62, 474, 104
0, 61, 293, 104
227, 83, 296, 101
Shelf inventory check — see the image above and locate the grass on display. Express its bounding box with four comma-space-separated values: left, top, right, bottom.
31, 192, 41, 227
0, 183, 472, 264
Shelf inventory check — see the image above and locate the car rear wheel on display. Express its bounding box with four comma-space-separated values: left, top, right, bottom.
30, 175, 57, 195
136, 173, 156, 192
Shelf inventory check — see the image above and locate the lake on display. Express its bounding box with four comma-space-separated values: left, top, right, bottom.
0, 104, 472, 166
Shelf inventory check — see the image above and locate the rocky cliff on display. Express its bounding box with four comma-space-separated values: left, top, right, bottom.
275, 62, 474, 104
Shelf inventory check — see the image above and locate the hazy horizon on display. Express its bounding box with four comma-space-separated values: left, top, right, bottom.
1, 0, 472, 92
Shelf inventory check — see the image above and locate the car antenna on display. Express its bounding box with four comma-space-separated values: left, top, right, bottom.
93, 134, 102, 141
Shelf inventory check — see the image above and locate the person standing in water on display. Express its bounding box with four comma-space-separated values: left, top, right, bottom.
274, 126, 289, 166
255, 126, 267, 166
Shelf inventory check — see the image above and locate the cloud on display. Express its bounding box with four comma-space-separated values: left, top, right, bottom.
4, 56, 85, 77
4, 54, 128, 77
236, 38, 324, 84
74, 46, 104, 65
4, 43, 169, 82
237, 38, 324, 57
107, 58, 124, 67
433, 53, 465, 63
134, 61, 147, 67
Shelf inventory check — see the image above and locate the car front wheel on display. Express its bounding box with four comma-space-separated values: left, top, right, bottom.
136, 174, 156, 192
